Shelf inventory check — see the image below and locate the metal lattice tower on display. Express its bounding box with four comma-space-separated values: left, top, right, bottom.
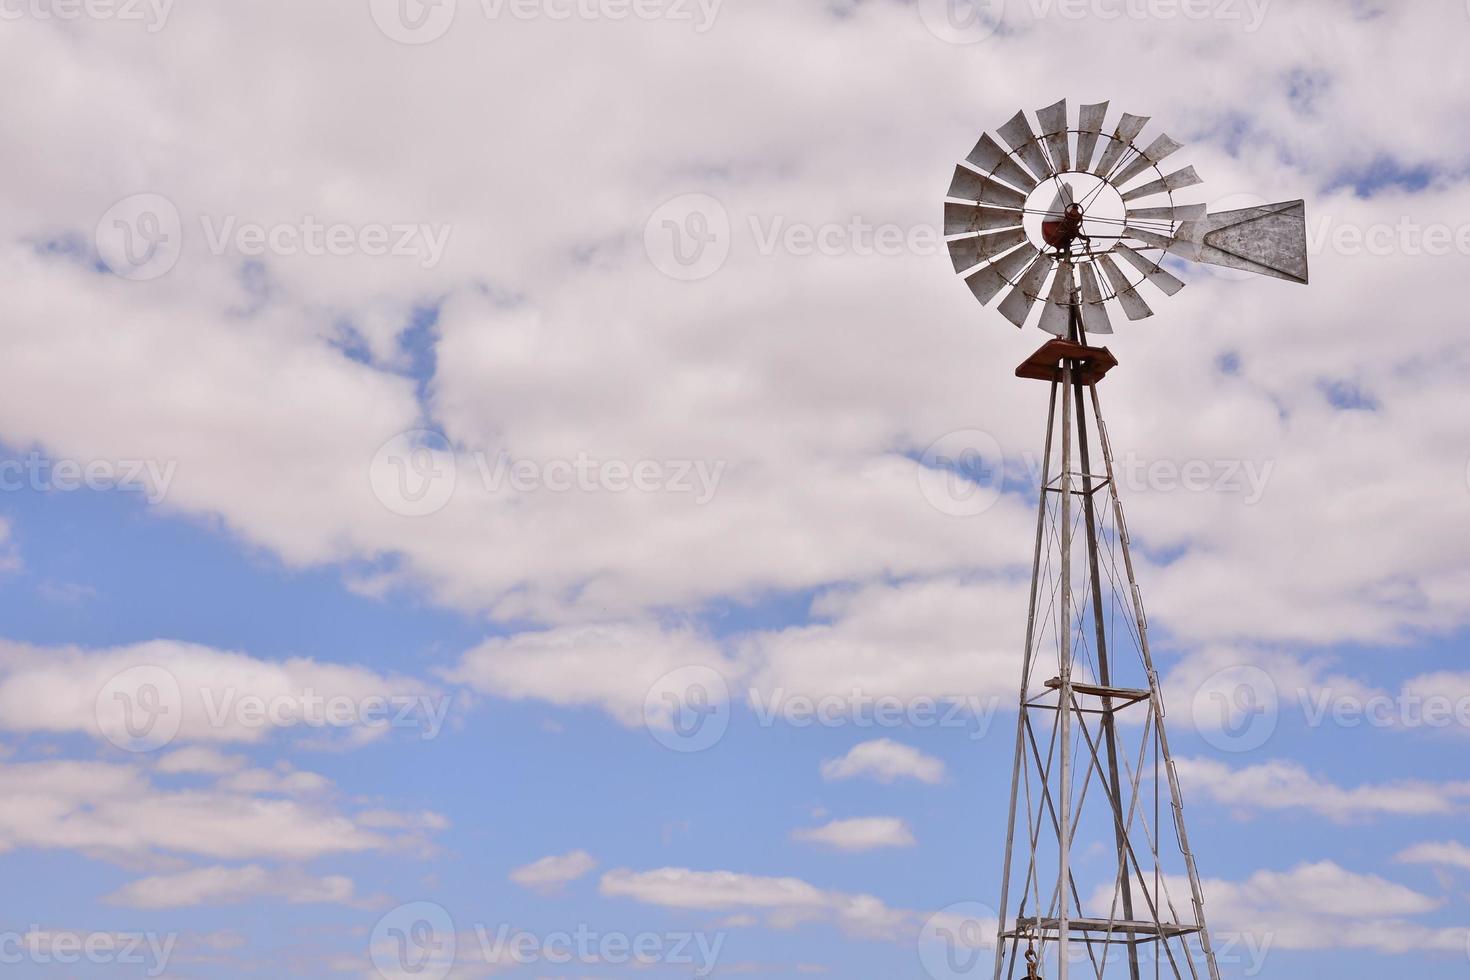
941, 100, 1309, 980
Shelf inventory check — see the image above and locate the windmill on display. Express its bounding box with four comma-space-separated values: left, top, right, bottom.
942, 100, 1307, 980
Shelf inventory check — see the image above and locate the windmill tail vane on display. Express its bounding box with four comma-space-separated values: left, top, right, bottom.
945, 102, 1309, 980
944, 98, 1308, 335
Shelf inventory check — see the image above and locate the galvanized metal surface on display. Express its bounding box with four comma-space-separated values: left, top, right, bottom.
999, 109, 1056, 183
1037, 98, 1072, 174
1075, 101, 1109, 174
948, 165, 1030, 209
944, 201, 1024, 235
1116, 243, 1185, 296
967, 133, 1041, 192
1092, 112, 1150, 179
1110, 133, 1184, 190
965, 244, 1041, 305
998, 252, 1056, 328
949, 227, 1030, 273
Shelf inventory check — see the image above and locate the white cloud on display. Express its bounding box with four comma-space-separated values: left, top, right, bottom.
0, 759, 442, 864
820, 739, 946, 785
105, 865, 357, 909
1175, 757, 1470, 821
1194, 861, 1465, 955
0, 0, 1467, 700
154, 747, 247, 775
600, 867, 917, 941
792, 817, 915, 852
740, 577, 1025, 713
0, 638, 445, 748
1397, 840, 1470, 873
509, 850, 598, 893
446, 622, 735, 726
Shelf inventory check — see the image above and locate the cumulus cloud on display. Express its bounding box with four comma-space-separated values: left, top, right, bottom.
600, 867, 918, 941
446, 621, 736, 726
0, 639, 447, 749
1397, 840, 1470, 873
509, 850, 598, 893
105, 865, 358, 909
9, 0, 1468, 650
792, 817, 916, 852
820, 739, 947, 785
1175, 757, 1470, 821
0, 759, 443, 864
1192, 862, 1466, 955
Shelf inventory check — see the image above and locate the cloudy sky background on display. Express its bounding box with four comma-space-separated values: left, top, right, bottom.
1, 0, 1469, 975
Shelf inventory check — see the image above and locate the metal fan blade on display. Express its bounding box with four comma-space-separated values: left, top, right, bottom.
944, 202, 1024, 236
1111, 133, 1185, 189
949, 227, 1029, 273
1042, 184, 1074, 219
1123, 226, 1179, 251
996, 252, 1056, 328
1096, 252, 1154, 321
1116, 243, 1185, 296
1037, 262, 1075, 336
998, 110, 1055, 182
1121, 165, 1203, 202
1078, 261, 1114, 335
947, 165, 1029, 209
1167, 200, 1310, 283
963, 244, 1041, 306
1126, 204, 1207, 223
1092, 112, 1150, 178
1075, 101, 1109, 173
1036, 99, 1071, 174
966, 133, 1040, 192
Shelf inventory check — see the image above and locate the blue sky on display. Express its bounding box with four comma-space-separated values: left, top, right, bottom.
2, 0, 1470, 977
